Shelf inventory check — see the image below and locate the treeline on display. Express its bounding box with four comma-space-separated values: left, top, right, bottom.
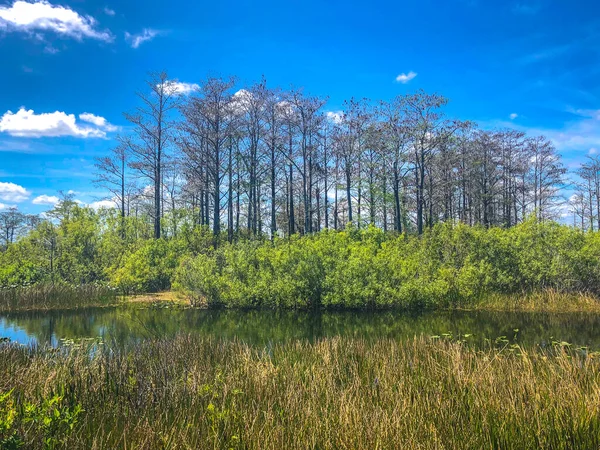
90, 71, 600, 241
2, 72, 600, 250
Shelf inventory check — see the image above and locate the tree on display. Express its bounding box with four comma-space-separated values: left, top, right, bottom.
528, 136, 565, 220
402, 91, 464, 234
577, 155, 600, 231
94, 142, 129, 237
0, 207, 27, 248
125, 71, 179, 239
180, 76, 237, 241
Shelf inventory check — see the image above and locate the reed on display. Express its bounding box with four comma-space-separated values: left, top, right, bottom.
0, 283, 119, 312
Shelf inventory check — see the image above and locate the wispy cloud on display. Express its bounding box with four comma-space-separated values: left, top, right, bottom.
0, 108, 117, 138
512, 1, 542, 15
0, 0, 112, 41
486, 108, 600, 156
103, 7, 115, 16
509, 113, 518, 120
125, 28, 161, 48
518, 43, 571, 65
395, 71, 417, 84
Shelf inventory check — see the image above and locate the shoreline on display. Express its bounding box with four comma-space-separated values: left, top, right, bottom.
2, 289, 600, 314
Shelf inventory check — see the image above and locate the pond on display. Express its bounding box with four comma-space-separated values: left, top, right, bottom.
2, 306, 600, 348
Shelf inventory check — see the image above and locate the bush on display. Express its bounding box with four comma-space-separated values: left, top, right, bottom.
174, 221, 600, 309
110, 239, 184, 294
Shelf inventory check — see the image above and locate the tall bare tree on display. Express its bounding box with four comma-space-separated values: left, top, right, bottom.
125, 71, 179, 239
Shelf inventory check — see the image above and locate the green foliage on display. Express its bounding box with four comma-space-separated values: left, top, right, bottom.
1, 200, 600, 310
176, 220, 600, 309
109, 238, 185, 293
0, 389, 81, 449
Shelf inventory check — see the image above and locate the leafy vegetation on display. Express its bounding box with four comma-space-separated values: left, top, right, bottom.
1, 198, 600, 311
1, 335, 600, 449
175, 218, 600, 309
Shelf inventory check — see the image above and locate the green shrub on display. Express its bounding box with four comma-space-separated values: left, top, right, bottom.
174, 220, 600, 309
110, 239, 184, 293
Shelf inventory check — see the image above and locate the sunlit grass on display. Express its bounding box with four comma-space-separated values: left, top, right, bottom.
1, 335, 600, 449
0, 283, 118, 312
472, 288, 600, 312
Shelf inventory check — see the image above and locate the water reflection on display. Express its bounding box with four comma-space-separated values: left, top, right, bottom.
1, 306, 600, 348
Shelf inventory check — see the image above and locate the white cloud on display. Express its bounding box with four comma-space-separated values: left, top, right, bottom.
0, 203, 8, 210
326, 111, 343, 124
0, 182, 30, 202
79, 112, 118, 131
103, 7, 115, 16
0, 0, 112, 41
589, 148, 598, 155
484, 108, 600, 155
165, 81, 199, 96
510, 113, 518, 120
395, 71, 417, 84
32, 194, 59, 206
89, 199, 115, 210
0, 108, 116, 138
125, 28, 160, 48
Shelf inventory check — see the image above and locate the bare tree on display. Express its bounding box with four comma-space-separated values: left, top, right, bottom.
125, 71, 179, 239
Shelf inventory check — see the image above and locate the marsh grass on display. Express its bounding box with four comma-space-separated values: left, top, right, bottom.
1, 335, 600, 449
0, 284, 119, 313
473, 289, 600, 312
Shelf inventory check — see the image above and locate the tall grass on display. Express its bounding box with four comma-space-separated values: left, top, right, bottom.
474, 288, 600, 312
0, 284, 119, 312
1, 335, 599, 449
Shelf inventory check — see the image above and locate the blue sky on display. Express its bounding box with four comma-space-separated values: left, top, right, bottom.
0, 0, 599, 213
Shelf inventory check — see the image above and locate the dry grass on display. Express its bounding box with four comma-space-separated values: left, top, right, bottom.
121, 290, 189, 306
1, 335, 600, 449
472, 289, 600, 313
0, 284, 118, 313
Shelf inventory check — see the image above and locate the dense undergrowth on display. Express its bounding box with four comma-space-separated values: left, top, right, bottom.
1, 335, 599, 449
1, 204, 600, 310
175, 219, 600, 309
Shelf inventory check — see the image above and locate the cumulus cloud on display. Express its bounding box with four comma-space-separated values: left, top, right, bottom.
165, 81, 200, 96
125, 28, 160, 48
0, 182, 30, 202
510, 113, 518, 120
0, 0, 112, 41
0, 108, 116, 138
32, 194, 59, 205
79, 112, 118, 131
89, 199, 116, 210
326, 111, 343, 124
395, 71, 417, 84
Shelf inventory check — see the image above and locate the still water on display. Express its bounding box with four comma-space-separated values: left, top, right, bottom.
2, 306, 600, 348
